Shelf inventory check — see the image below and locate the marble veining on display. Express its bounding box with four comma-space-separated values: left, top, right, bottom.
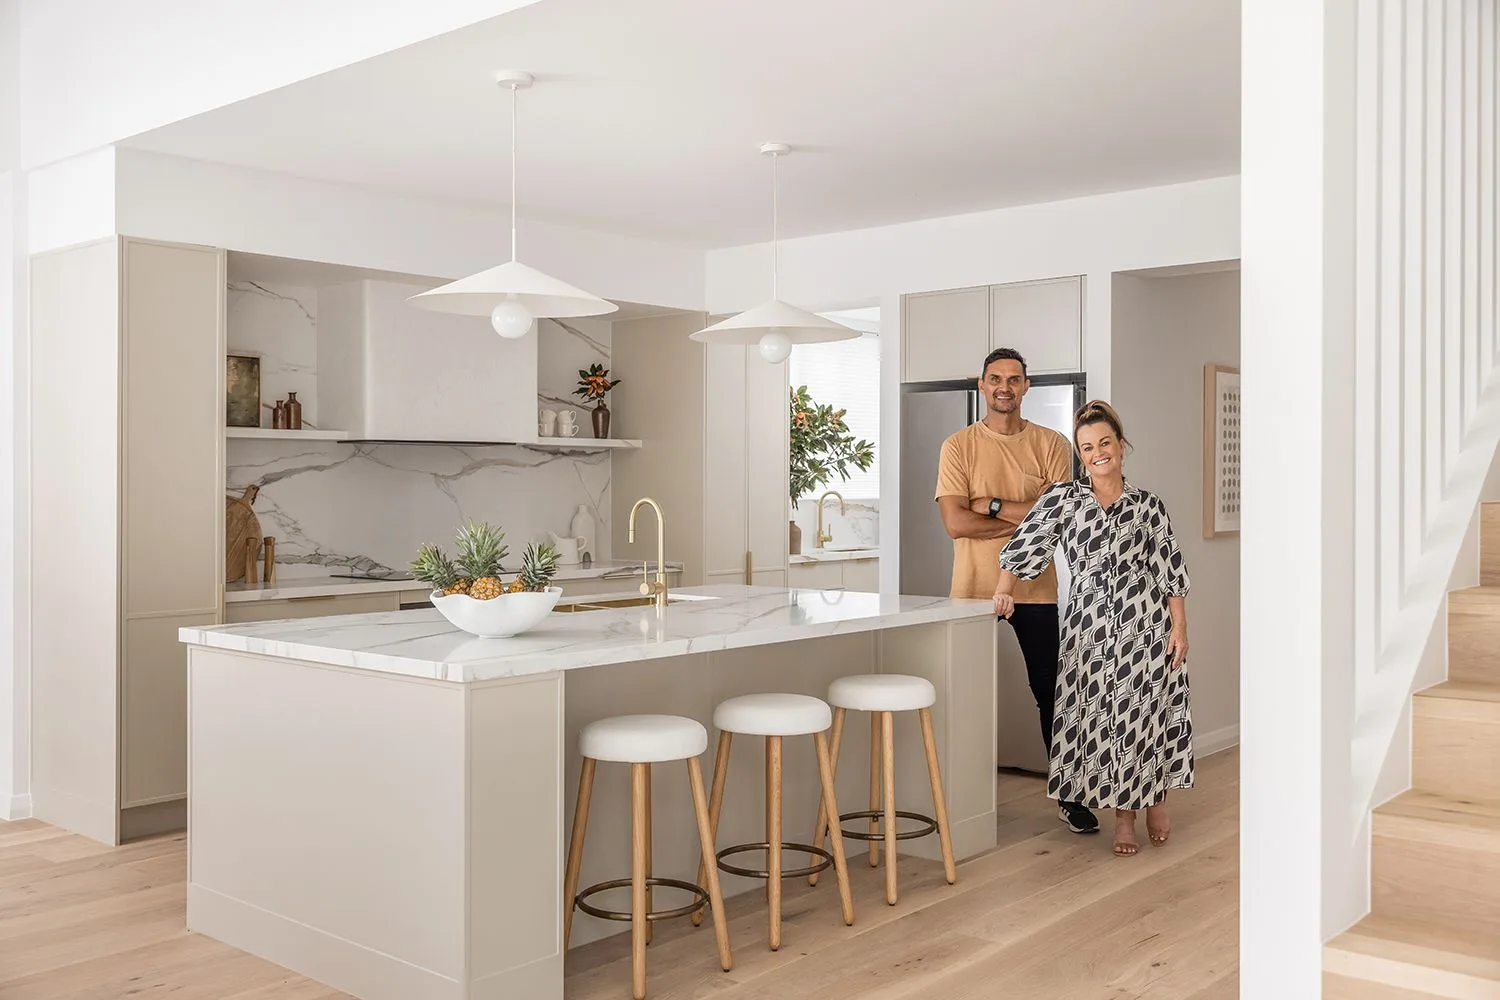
226, 439, 612, 579
180, 584, 994, 683
227, 281, 320, 428
226, 289, 619, 579
792, 497, 880, 549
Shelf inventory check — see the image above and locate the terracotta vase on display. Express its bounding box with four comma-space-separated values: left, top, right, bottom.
591, 399, 611, 439
789, 520, 802, 556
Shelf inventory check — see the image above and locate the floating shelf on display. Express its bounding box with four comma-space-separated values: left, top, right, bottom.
224, 428, 641, 449
226, 427, 349, 441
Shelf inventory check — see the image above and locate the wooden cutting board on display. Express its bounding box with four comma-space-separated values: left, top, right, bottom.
225, 485, 262, 583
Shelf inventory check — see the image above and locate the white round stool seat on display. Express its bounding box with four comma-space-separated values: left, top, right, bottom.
713, 693, 832, 737
827, 674, 936, 713
579, 714, 708, 763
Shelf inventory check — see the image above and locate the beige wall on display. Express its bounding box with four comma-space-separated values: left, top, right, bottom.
1111, 268, 1241, 750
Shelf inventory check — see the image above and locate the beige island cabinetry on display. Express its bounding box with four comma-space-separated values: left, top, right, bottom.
179, 585, 997, 1000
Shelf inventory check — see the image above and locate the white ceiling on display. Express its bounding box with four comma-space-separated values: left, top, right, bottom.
125, 0, 1240, 249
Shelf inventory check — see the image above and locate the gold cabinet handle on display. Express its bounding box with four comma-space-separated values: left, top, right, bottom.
744, 551, 752, 586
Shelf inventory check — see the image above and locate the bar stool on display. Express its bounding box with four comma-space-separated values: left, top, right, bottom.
562, 714, 731, 1000
691, 693, 854, 951
808, 674, 956, 905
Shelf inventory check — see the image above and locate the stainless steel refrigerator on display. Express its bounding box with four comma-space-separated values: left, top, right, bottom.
899, 377, 1086, 773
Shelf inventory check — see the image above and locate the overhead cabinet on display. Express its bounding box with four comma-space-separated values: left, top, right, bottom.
901, 275, 1084, 382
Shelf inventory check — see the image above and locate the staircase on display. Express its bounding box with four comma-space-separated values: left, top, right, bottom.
1324, 504, 1500, 998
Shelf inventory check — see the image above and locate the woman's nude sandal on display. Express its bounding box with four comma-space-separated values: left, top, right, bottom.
1146, 800, 1170, 846
1113, 809, 1139, 857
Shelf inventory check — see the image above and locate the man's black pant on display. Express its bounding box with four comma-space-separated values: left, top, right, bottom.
1004, 601, 1061, 765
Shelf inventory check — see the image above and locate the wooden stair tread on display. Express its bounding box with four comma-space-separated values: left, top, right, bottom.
1326, 915, 1500, 996
1378, 790, 1500, 831
1416, 680, 1500, 705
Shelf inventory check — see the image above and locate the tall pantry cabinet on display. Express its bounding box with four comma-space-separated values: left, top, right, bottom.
30, 236, 224, 845
610, 312, 790, 587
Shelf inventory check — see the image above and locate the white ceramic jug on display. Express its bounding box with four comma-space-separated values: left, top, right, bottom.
547, 532, 587, 565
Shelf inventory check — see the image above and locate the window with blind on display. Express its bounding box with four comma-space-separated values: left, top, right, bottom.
788, 333, 881, 500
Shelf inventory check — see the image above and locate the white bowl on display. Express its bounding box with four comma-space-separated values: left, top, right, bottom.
429, 586, 563, 638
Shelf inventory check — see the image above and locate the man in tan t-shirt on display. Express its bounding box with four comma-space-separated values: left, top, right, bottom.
933, 347, 1097, 835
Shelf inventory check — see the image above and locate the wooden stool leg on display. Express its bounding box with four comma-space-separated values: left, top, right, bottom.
813, 730, 855, 926
692, 731, 732, 928
630, 763, 648, 1000
766, 735, 783, 950
562, 757, 596, 951
808, 707, 846, 887
919, 708, 957, 885
644, 763, 653, 946
687, 757, 733, 972
868, 714, 881, 867
881, 710, 898, 905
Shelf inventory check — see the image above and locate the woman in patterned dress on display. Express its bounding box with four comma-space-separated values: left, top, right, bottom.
991, 400, 1193, 857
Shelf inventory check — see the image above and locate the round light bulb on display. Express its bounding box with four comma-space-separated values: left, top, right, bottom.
490, 299, 533, 338
758, 330, 792, 364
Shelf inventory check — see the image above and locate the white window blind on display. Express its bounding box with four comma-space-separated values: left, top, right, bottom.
789, 333, 881, 500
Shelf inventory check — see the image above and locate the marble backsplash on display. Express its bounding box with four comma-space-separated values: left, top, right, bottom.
226, 280, 619, 577
791, 497, 880, 550
227, 440, 611, 578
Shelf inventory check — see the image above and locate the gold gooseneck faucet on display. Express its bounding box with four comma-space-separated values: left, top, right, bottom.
815, 490, 846, 549
628, 496, 669, 609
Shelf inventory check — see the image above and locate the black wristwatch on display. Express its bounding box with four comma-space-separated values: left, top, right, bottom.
987, 498, 1004, 518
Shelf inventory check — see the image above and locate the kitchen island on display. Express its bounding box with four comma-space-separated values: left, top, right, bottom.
178, 584, 997, 1000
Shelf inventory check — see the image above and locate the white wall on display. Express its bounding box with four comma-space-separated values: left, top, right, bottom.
705, 176, 1240, 595
115, 150, 705, 310
0, 0, 25, 820
16, 0, 543, 171
1111, 269, 1241, 755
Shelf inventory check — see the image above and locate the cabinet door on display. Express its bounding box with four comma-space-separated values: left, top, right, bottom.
790, 561, 843, 590
222, 592, 400, 624
745, 345, 790, 579
902, 287, 990, 383
122, 611, 215, 807
841, 559, 881, 593
989, 276, 1083, 374
122, 238, 225, 616
702, 343, 749, 584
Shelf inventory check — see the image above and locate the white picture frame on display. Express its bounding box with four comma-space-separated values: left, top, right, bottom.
1203, 364, 1241, 538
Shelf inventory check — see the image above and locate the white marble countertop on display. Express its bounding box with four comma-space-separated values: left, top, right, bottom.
790, 547, 880, 565
181, 584, 992, 683
224, 560, 686, 603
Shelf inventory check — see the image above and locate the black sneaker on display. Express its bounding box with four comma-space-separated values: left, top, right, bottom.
1058, 801, 1100, 834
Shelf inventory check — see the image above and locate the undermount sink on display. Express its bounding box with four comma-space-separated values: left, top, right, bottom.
553, 594, 712, 613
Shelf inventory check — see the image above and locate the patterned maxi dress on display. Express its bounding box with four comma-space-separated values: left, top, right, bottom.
998, 477, 1195, 811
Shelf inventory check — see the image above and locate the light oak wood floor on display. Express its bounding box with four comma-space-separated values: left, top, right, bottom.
0, 749, 1238, 1000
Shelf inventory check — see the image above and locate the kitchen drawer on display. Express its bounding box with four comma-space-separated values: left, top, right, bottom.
224, 591, 400, 624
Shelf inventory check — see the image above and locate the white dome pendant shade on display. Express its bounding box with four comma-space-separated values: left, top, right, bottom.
407, 70, 617, 336
689, 143, 858, 362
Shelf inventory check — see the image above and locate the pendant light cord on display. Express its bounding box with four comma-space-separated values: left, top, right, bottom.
770, 149, 779, 299
509, 81, 519, 263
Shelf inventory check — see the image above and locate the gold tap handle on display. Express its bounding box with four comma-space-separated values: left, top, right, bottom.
640, 561, 651, 597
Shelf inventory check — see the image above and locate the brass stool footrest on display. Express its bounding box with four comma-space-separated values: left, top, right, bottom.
574, 877, 710, 922
715, 841, 834, 880
837, 809, 938, 842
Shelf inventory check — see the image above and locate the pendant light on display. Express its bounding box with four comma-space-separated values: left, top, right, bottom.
690, 143, 859, 363
407, 70, 618, 336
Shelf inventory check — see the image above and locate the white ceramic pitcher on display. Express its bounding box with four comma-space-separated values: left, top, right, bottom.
547, 532, 587, 565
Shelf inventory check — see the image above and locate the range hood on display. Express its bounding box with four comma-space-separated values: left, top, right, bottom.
317, 278, 539, 444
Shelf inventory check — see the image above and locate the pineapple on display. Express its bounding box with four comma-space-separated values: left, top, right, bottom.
519, 541, 562, 592
456, 520, 508, 600
411, 543, 467, 595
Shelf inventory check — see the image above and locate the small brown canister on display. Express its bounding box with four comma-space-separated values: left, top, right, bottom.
263, 536, 276, 585
286, 391, 302, 430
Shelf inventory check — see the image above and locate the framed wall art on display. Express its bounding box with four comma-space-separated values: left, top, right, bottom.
226, 353, 263, 428
1203, 363, 1241, 538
